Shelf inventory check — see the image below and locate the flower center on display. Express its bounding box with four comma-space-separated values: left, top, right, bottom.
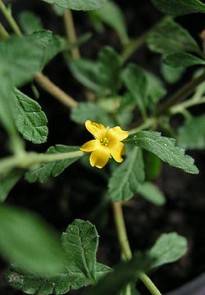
100, 137, 109, 146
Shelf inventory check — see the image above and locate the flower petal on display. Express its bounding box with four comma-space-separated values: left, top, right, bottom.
89, 146, 110, 169
85, 120, 106, 140
80, 139, 99, 152
110, 142, 124, 163
109, 126, 129, 141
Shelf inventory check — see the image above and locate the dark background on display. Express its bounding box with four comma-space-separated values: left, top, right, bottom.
0, 1, 205, 294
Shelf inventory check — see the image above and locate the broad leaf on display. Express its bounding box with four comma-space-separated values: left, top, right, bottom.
164, 52, 205, 68
128, 131, 199, 174
151, 0, 205, 16
148, 233, 187, 269
0, 206, 65, 276
42, 0, 106, 11
15, 89, 48, 144
178, 115, 205, 149
19, 11, 43, 34
137, 182, 165, 206
0, 170, 22, 202
25, 145, 81, 183
108, 147, 145, 201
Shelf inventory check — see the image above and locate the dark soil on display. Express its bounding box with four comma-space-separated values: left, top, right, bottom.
0, 1, 205, 294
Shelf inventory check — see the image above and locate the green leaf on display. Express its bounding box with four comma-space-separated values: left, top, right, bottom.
128, 131, 199, 174
0, 206, 65, 276
0, 170, 22, 202
144, 151, 162, 180
145, 72, 166, 107
178, 115, 205, 149
164, 52, 205, 68
25, 145, 81, 183
122, 64, 147, 115
89, 1, 128, 44
148, 233, 187, 269
14, 89, 48, 144
151, 0, 205, 16
19, 11, 43, 34
42, 0, 106, 10
108, 147, 145, 201
137, 182, 166, 206
71, 102, 114, 126
161, 63, 185, 84
147, 17, 201, 56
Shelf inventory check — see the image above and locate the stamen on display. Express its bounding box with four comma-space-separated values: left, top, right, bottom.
100, 137, 109, 146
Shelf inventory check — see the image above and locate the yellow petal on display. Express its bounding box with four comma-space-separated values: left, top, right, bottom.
85, 120, 106, 140
108, 126, 129, 142
80, 139, 99, 152
110, 142, 124, 163
89, 146, 110, 169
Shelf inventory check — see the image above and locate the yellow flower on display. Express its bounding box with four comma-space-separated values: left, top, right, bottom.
80, 120, 129, 169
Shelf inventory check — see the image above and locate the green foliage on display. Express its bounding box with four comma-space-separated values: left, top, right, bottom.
108, 147, 145, 201
144, 152, 162, 180
148, 233, 187, 269
128, 131, 199, 174
137, 182, 165, 206
0, 171, 22, 202
25, 145, 81, 183
178, 115, 205, 149
89, 0, 128, 44
161, 63, 185, 84
164, 52, 205, 68
7, 219, 111, 294
0, 206, 65, 276
19, 11, 43, 34
14, 90, 48, 144
151, 0, 205, 16
42, 0, 106, 11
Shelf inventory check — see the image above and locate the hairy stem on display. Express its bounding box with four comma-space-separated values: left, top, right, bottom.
0, 0, 21, 36
112, 202, 162, 295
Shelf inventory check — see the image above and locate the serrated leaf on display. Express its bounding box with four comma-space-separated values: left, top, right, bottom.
0, 206, 65, 276
62, 219, 98, 281
19, 11, 43, 34
43, 0, 106, 11
148, 233, 187, 269
14, 89, 48, 144
0, 170, 22, 202
164, 52, 205, 68
25, 145, 81, 183
137, 182, 166, 206
128, 131, 199, 174
151, 0, 205, 16
71, 102, 114, 126
178, 115, 205, 149
108, 147, 145, 201
147, 17, 201, 56
89, 1, 128, 44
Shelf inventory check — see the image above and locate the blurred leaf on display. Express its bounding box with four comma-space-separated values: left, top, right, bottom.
0, 206, 65, 276
178, 115, 205, 149
108, 147, 145, 201
19, 11, 43, 34
25, 145, 81, 183
144, 152, 162, 180
128, 131, 199, 174
164, 52, 205, 68
148, 233, 187, 269
42, 0, 106, 10
137, 182, 165, 206
71, 102, 114, 126
0, 171, 22, 202
147, 17, 201, 55
89, 1, 128, 44
151, 0, 205, 16
145, 72, 166, 106
14, 89, 48, 144
161, 63, 185, 83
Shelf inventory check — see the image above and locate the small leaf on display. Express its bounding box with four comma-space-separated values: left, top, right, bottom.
128, 131, 199, 174
0, 206, 65, 276
25, 145, 81, 183
137, 182, 166, 206
164, 52, 205, 68
0, 170, 22, 202
108, 147, 145, 201
151, 0, 205, 16
42, 0, 106, 11
15, 89, 48, 144
71, 102, 114, 126
148, 233, 188, 269
19, 11, 43, 34
178, 115, 205, 149
161, 63, 185, 84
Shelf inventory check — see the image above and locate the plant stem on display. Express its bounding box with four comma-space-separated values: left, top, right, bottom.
0, 22, 9, 40
64, 9, 80, 60
112, 202, 162, 295
0, 1, 78, 109
129, 118, 157, 135
170, 96, 205, 115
